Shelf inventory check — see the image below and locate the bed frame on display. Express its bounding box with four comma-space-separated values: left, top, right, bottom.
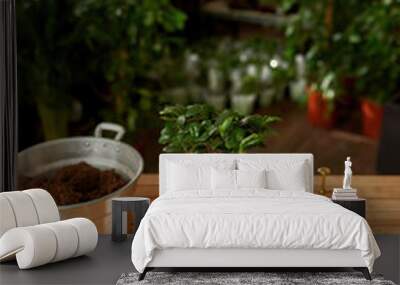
140, 248, 370, 280
139, 154, 371, 280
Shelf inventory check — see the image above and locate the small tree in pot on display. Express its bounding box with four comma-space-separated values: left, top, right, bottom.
306, 70, 339, 129
159, 104, 280, 153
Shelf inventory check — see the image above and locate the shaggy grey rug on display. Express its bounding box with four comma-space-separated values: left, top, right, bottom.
116, 272, 396, 285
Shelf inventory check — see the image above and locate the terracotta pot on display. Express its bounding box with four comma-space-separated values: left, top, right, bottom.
307, 87, 334, 129
360, 99, 383, 139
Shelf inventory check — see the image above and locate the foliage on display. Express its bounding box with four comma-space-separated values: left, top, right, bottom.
343, 0, 400, 103
17, 1, 79, 140
281, 1, 362, 94
159, 104, 280, 153
281, 0, 400, 104
17, 0, 187, 142
74, 0, 187, 134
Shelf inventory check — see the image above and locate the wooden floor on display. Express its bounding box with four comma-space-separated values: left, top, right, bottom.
60, 174, 400, 235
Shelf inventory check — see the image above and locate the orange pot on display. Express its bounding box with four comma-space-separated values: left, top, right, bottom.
307, 87, 334, 129
360, 99, 383, 139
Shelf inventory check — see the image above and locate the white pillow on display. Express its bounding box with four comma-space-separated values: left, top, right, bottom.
237, 169, 267, 189
237, 159, 308, 191
167, 162, 209, 191
166, 159, 235, 191
211, 168, 236, 190
211, 168, 267, 190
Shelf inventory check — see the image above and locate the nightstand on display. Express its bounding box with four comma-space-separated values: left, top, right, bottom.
332, 198, 366, 218
112, 197, 150, 242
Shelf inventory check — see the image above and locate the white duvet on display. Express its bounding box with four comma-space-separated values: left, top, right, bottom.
131, 190, 380, 273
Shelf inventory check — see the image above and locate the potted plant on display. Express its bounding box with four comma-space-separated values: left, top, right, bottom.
158, 104, 280, 153
344, 1, 400, 139
306, 71, 338, 129
289, 54, 307, 105
281, 1, 367, 128
204, 61, 227, 110
260, 56, 290, 107
231, 74, 259, 115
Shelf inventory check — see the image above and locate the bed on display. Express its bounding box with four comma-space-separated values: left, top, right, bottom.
131, 154, 380, 280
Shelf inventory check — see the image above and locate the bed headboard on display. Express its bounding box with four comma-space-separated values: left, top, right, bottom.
159, 153, 314, 195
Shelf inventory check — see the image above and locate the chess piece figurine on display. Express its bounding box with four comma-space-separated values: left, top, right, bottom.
343, 157, 352, 190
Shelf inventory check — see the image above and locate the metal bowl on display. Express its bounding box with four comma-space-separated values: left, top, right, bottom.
17, 123, 144, 210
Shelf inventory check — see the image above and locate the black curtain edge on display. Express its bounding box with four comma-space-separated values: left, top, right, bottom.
0, 0, 18, 192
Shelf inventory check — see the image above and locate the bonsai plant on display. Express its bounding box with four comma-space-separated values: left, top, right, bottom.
231, 74, 259, 115
159, 104, 280, 153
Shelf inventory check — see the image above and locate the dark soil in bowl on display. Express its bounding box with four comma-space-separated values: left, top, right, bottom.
20, 162, 128, 206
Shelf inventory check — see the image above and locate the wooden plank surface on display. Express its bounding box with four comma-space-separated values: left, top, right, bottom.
317, 175, 400, 235
61, 174, 400, 235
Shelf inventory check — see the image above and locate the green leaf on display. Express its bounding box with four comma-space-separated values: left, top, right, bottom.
218, 117, 233, 136
239, 134, 264, 153
177, 115, 186, 126
158, 104, 280, 153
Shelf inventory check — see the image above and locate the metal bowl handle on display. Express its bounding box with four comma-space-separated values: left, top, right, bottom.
94, 122, 126, 141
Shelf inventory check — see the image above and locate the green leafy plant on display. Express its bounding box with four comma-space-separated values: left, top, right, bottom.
281, 0, 400, 106
18, 0, 187, 144
281, 0, 373, 104
343, 0, 400, 104
74, 0, 187, 135
159, 104, 280, 153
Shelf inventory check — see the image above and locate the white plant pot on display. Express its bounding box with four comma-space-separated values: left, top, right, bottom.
231, 93, 257, 115
289, 79, 307, 103
204, 93, 226, 111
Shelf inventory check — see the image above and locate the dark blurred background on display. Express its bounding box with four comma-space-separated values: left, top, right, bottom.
17, 0, 400, 174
